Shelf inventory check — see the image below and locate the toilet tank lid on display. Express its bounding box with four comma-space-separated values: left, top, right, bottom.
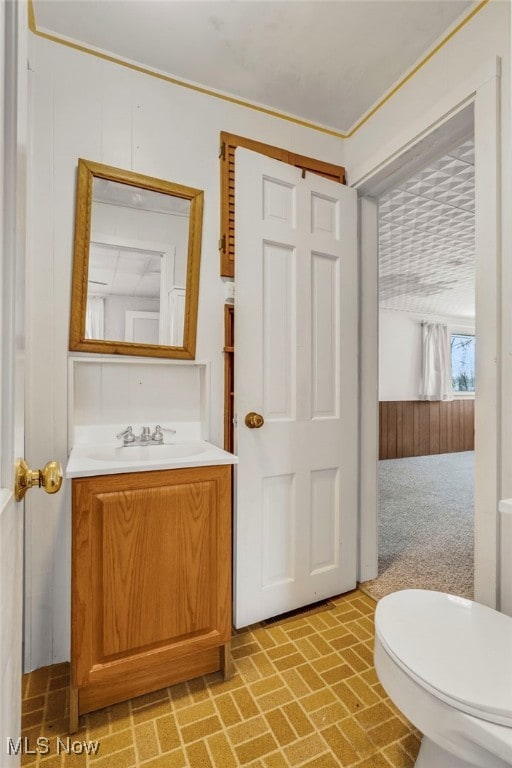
375, 589, 512, 727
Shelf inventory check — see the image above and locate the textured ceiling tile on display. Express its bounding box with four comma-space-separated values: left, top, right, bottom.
379, 138, 475, 318
449, 140, 475, 165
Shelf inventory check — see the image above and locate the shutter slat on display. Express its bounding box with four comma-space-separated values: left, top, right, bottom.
219, 131, 345, 277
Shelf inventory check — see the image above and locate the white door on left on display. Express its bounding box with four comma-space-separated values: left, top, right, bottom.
0, 3, 27, 764
0, 10, 64, 762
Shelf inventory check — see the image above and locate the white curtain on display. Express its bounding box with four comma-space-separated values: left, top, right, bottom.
420, 322, 453, 401
85, 296, 105, 340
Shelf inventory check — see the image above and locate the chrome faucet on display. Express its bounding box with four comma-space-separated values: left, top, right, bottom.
139, 426, 151, 444
116, 425, 176, 447
116, 426, 136, 445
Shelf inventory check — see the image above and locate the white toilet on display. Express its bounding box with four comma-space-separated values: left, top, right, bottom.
374, 589, 512, 768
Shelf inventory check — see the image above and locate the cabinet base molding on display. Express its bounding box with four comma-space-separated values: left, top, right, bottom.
220, 641, 234, 681
70, 646, 222, 732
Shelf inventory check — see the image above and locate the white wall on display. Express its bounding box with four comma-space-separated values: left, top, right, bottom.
347, 1, 509, 185
72, 360, 203, 430
379, 310, 421, 401
103, 295, 159, 340
25, 36, 346, 669
379, 308, 475, 401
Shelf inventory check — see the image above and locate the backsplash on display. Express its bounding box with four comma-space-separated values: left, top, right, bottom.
68, 356, 209, 449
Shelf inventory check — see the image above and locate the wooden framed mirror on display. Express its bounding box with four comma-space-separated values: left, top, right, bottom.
69, 159, 203, 359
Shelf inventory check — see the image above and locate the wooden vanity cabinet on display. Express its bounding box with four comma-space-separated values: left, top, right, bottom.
70, 464, 232, 731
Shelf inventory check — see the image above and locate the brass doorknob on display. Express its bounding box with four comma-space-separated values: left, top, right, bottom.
245, 412, 264, 429
14, 458, 63, 502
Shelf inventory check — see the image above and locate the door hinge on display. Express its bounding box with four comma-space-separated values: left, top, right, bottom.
219, 234, 226, 253
219, 142, 226, 160
233, 414, 238, 427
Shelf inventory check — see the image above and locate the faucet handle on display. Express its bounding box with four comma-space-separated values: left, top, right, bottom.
152, 425, 164, 443
152, 426, 176, 443
116, 426, 134, 440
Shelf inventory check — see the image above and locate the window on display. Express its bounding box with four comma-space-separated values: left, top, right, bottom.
451, 334, 475, 392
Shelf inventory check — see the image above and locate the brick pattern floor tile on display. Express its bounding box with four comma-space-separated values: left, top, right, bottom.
21, 590, 422, 766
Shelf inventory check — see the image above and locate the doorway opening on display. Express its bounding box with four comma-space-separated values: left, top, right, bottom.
364, 133, 476, 600
356, 63, 500, 608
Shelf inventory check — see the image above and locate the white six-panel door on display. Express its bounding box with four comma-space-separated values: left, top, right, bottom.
234, 149, 358, 628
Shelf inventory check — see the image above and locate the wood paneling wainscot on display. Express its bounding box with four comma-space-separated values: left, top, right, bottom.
379, 400, 474, 460
70, 464, 232, 731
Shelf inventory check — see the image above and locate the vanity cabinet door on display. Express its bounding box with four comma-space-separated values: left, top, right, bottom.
71, 464, 231, 716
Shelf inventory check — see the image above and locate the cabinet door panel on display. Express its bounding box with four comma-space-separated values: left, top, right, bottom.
72, 465, 231, 692
100, 481, 216, 657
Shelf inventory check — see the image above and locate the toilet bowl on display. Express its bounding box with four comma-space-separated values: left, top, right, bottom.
374, 590, 512, 768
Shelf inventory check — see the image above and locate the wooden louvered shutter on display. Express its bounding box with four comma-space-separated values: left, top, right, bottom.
219, 132, 346, 277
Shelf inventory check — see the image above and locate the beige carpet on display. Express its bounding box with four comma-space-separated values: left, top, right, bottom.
361, 451, 474, 601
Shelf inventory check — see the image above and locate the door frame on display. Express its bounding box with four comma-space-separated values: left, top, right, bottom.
355, 58, 501, 609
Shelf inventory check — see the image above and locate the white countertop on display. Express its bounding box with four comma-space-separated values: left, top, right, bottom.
66, 439, 238, 479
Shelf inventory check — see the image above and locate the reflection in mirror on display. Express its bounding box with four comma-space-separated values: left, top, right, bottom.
70, 160, 203, 359
86, 180, 190, 347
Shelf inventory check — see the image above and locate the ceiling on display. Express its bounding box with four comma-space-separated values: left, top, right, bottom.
88, 244, 161, 299
93, 179, 191, 216
35, 1, 477, 313
34, 0, 476, 133
89, 184, 189, 298
379, 137, 475, 319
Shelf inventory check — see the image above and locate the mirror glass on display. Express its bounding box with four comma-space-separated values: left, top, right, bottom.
87, 179, 191, 347
70, 160, 203, 359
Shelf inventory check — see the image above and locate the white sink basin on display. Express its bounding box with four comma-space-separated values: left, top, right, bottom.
87, 443, 206, 463
66, 436, 237, 478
